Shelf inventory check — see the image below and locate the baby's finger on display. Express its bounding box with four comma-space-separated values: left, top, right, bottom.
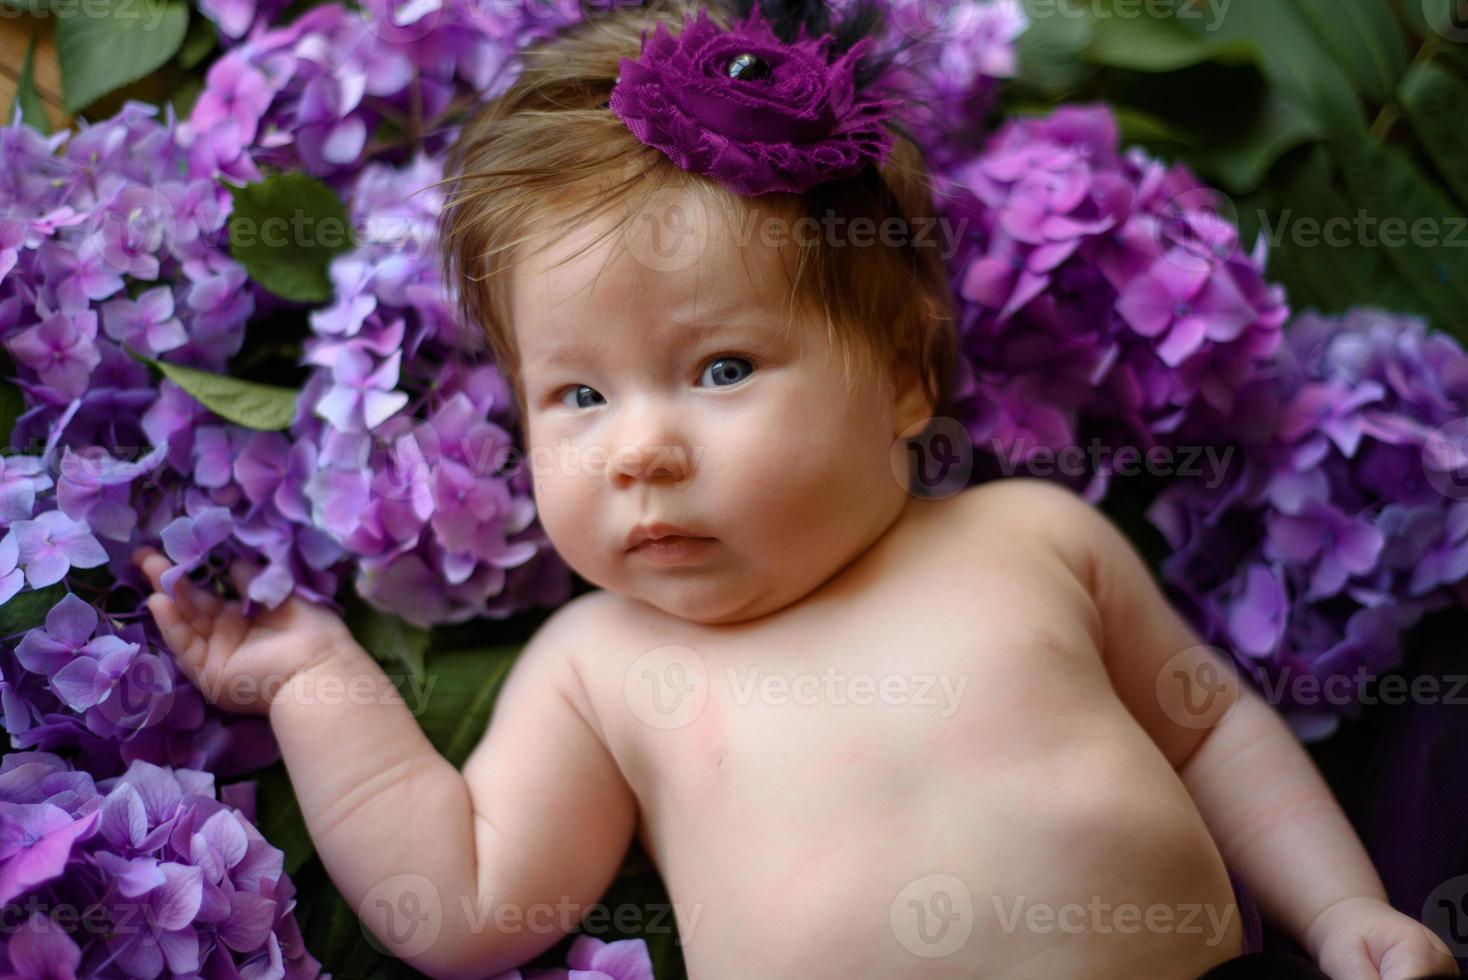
134, 547, 224, 619
227, 559, 258, 600
1379, 937, 1460, 980
146, 593, 197, 663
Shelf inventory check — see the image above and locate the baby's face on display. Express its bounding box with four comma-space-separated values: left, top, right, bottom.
511, 188, 928, 625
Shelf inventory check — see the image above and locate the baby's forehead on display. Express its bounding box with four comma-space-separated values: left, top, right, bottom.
512, 187, 801, 335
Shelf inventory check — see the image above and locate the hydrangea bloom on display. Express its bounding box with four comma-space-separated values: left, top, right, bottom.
0, 753, 319, 978
940, 105, 1289, 501
1147, 309, 1468, 739
490, 934, 655, 980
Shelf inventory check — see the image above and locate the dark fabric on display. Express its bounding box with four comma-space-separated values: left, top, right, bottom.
1227, 866, 1265, 956
1194, 952, 1333, 979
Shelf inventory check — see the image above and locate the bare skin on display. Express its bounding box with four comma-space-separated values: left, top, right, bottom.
560, 481, 1246, 979
135, 185, 1458, 979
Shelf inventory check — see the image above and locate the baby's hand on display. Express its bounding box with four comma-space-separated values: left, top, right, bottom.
1305, 896, 1460, 980
135, 547, 358, 716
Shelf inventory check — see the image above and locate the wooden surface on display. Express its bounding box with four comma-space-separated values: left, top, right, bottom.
1, 15, 68, 131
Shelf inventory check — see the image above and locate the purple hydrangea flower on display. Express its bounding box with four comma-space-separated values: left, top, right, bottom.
1150, 309, 1468, 737
11, 512, 109, 588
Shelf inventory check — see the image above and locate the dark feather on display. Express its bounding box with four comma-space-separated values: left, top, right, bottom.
716, 0, 922, 89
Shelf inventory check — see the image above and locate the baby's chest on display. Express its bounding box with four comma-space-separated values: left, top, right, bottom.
587, 573, 1112, 827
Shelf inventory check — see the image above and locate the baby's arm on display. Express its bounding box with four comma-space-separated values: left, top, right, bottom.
1007, 480, 1456, 979
272, 597, 637, 978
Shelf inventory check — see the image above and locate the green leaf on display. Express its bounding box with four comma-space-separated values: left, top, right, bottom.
1325, 105, 1468, 338
410, 646, 521, 768
54, 0, 188, 113
226, 173, 354, 303
1184, 90, 1320, 194
294, 862, 426, 979
176, 11, 217, 70
252, 766, 316, 875
1288, 0, 1409, 104
169, 76, 203, 119
346, 597, 430, 687
0, 375, 24, 444
1110, 106, 1197, 147
0, 583, 66, 634
10, 33, 50, 135
143, 357, 299, 430
1013, 0, 1094, 97
1191, 0, 1360, 129
1084, 13, 1258, 72
1399, 59, 1468, 211
0, 0, 53, 15
1247, 145, 1419, 316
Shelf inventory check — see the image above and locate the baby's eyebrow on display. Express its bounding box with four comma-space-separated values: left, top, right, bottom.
526, 311, 778, 371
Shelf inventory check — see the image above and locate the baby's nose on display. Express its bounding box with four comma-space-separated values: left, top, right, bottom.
609, 440, 692, 483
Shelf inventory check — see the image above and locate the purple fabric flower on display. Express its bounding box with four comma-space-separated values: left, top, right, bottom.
608, 5, 901, 196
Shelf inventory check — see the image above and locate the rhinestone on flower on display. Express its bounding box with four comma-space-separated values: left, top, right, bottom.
726, 52, 770, 81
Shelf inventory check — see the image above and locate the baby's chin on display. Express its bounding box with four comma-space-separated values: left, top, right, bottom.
626, 574, 817, 627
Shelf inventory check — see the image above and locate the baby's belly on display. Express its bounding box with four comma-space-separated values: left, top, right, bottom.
641, 679, 1244, 979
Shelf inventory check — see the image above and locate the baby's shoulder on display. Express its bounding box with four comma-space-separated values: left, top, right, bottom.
944, 477, 1105, 579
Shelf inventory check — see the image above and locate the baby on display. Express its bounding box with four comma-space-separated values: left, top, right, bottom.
134, 0, 1459, 977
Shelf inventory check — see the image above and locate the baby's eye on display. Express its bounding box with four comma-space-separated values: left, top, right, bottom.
557, 384, 605, 409
699, 355, 755, 388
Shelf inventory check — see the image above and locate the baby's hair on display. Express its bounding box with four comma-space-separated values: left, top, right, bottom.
436, 0, 959, 426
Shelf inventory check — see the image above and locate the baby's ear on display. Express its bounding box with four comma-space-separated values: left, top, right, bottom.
889, 338, 936, 437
